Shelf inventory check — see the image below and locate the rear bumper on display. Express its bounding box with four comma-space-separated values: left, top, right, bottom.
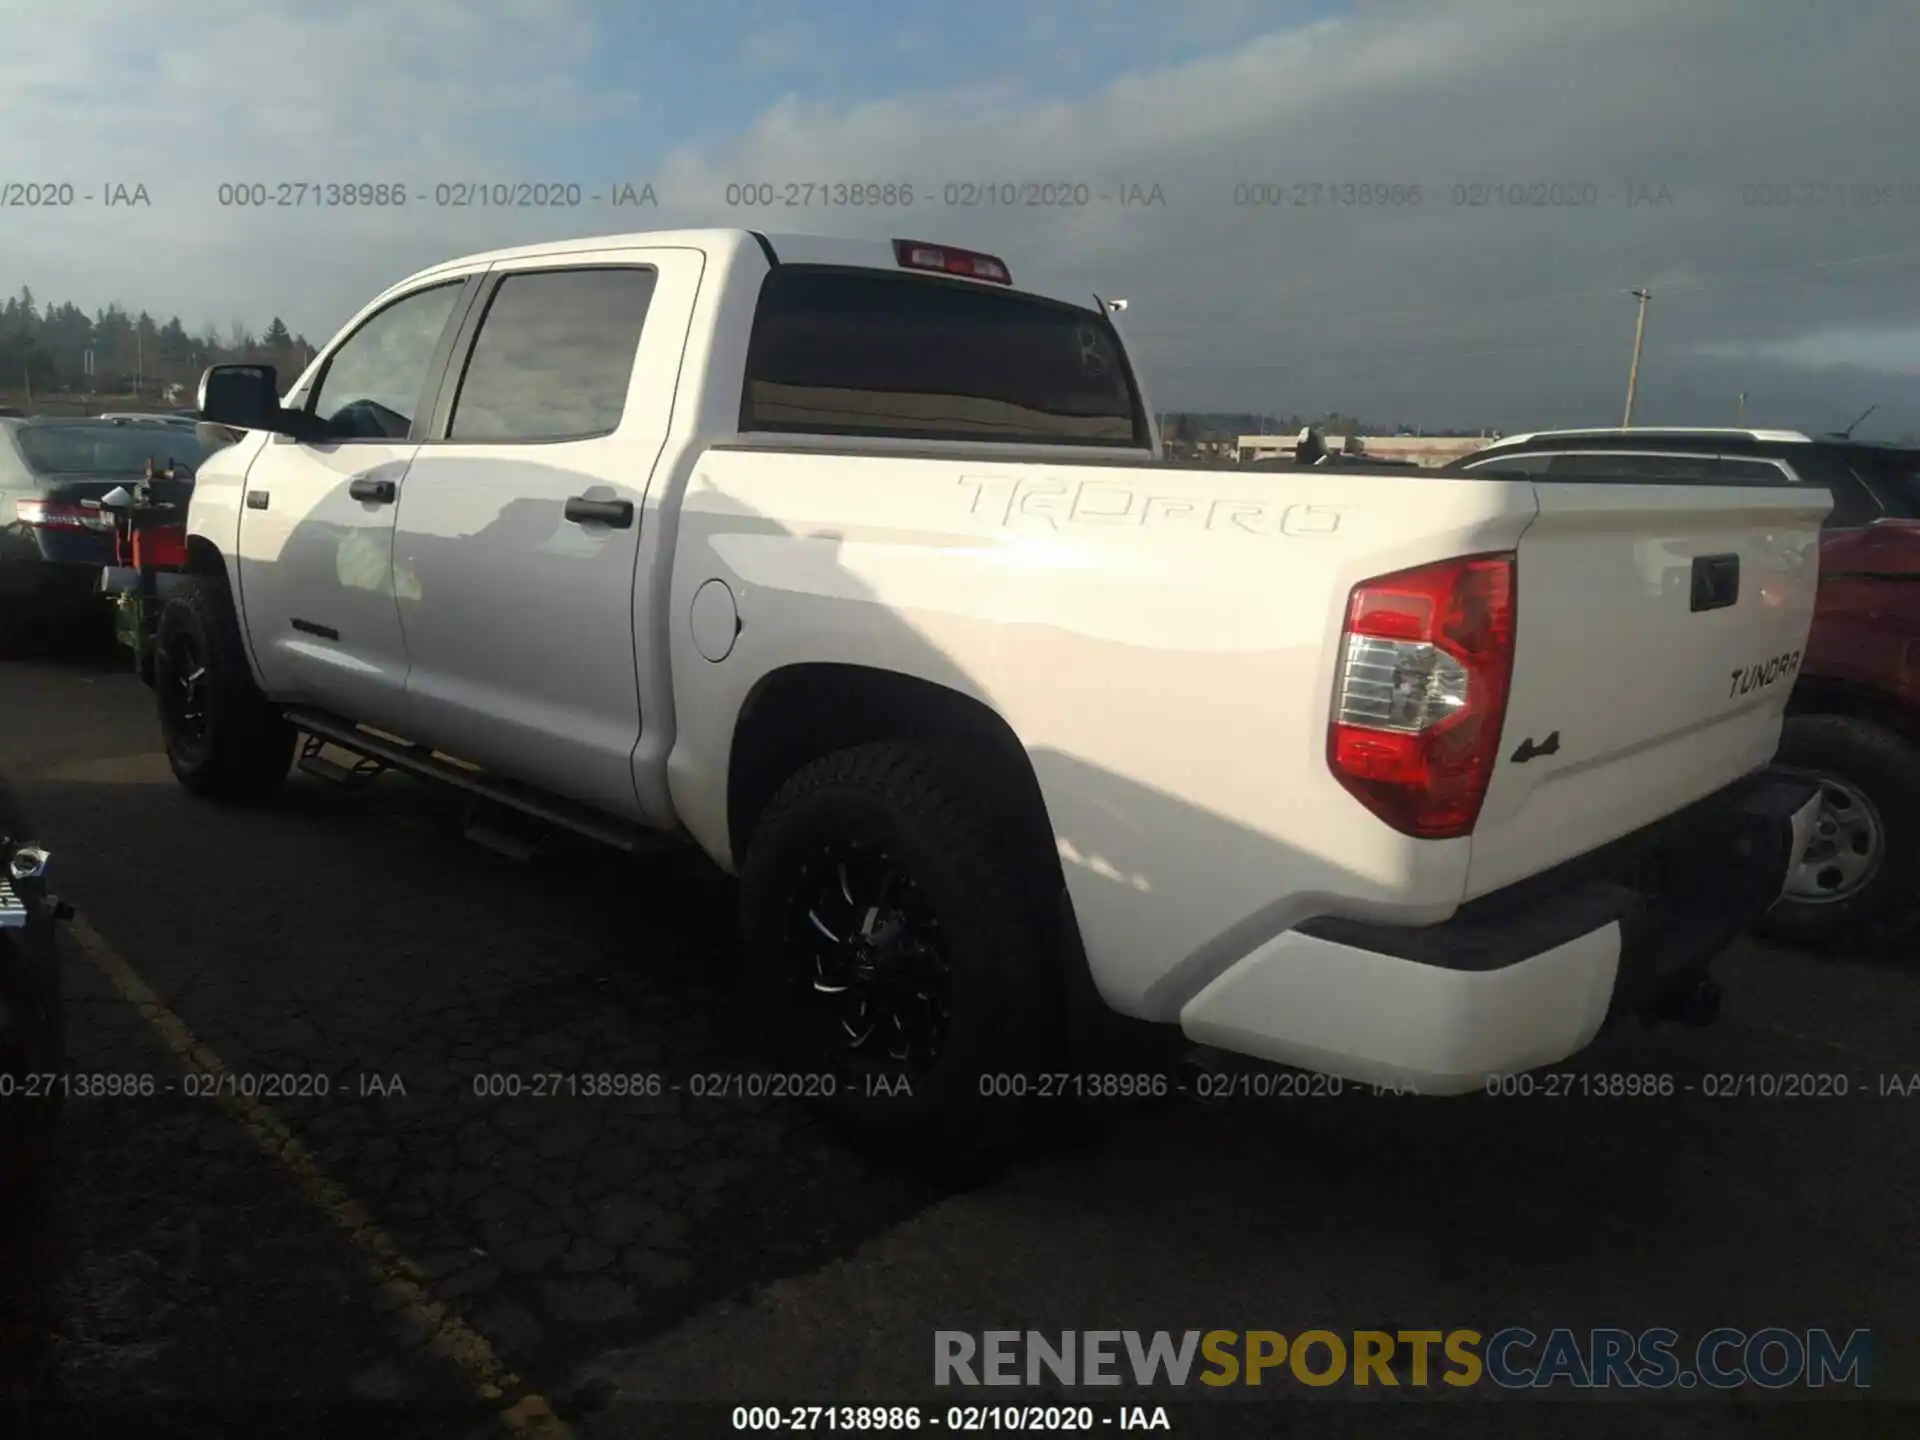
1178, 768, 1821, 1093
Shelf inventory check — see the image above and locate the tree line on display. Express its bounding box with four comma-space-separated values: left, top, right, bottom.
0, 285, 316, 401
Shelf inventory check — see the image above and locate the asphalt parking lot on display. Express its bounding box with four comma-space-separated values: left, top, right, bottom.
3, 641, 1917, 1437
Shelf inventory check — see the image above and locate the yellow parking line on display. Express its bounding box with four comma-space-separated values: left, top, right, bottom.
64, 914, 572, 1439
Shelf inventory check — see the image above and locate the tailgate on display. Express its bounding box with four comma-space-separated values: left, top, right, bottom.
1465, 481, 1826, 898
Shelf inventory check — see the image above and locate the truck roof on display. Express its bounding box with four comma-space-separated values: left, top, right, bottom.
404, 228, 1100, 312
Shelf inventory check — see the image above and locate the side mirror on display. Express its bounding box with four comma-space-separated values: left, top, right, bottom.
197, 364, 323, 441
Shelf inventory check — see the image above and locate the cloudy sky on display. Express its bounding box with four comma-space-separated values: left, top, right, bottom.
5, 0, 1920, 434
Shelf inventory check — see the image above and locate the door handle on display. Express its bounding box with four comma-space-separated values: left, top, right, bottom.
348, 476, 396, 504
564, 496, 634, 528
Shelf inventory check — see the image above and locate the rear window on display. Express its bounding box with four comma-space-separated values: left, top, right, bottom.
14, 423, 214, 477
1850, 450, 1920, 517
741, 266, 1147, 447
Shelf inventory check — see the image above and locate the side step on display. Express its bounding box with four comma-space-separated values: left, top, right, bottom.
298, 736, 388, 792
284, 708, 681, 856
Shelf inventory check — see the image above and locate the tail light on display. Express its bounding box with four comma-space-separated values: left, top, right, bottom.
1328, 552, 1517, 839
892, 239, 1012, 285
14, 499, 113, 533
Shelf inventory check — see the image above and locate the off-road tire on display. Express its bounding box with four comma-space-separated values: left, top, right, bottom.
1757, 713, 1920, 954
154, 575, 295, 803
739, 740, 1068, 1171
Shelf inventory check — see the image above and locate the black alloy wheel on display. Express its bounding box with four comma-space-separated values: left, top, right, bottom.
784, 839, 954, 1076
160, 626, 211, 759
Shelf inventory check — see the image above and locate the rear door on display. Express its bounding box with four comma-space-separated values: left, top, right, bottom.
1464, 450, 1828, 897
391, 249, 698, 819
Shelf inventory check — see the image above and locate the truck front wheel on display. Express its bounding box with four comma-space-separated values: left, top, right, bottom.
1759, 713, 1920, 954
739, 740, 1066, 1168
153, 576, 295, 804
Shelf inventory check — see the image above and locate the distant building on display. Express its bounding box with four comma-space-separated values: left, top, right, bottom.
1235, 433, 1500, 467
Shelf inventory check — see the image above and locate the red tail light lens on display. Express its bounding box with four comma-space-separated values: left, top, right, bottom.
1328, 552, 1517, 839
14, 499, 113, 533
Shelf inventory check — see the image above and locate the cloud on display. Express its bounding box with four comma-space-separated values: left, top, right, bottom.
0, 0, 616, 336
739, 19, 819, 73
6, 0, 1920, 433
1695, 327, 1920, 377
670, 0, 1920, 431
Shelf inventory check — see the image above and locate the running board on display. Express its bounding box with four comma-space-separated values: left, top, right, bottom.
298, 735, 387, 792
283, 709, 679, 855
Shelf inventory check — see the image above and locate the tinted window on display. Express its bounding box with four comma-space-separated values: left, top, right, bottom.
1847, 450, 1920, 518
742, 267, 1145, 446
1545, 452, 1727, 481
447, 268, 656, 443
309, 281, 465, 440
1792, 451, 1882, 527
14, 423, 215, 477
1717, 457, 1794, 484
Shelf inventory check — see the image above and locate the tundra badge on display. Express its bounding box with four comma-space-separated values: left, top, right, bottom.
1729, 649, 1801, 699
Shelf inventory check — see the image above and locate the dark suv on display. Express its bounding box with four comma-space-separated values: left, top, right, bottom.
1447, 428, 1920, 953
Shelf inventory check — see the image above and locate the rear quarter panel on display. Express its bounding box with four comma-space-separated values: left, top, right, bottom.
666, 455, 1538, 1019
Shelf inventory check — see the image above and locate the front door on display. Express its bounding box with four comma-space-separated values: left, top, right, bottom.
392, 252, 693, 819
235, 278, 472, 730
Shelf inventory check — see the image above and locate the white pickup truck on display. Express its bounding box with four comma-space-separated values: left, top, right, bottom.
158, 227, 1825, 1157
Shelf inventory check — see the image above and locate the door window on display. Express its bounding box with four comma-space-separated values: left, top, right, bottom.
447, 268, 658, 443
307, 281, 466, 440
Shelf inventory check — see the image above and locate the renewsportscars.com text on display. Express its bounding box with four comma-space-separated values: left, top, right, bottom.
934, 1328, 1871, 1390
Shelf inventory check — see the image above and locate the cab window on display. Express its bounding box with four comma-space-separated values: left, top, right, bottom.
307, 281, 466, 440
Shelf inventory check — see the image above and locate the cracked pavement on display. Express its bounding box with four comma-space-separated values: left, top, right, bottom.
2, 643, 1916, 1437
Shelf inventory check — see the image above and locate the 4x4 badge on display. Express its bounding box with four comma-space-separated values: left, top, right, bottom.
1510, 731, 1561, 764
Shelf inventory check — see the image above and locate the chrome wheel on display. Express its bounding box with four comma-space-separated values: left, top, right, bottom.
785, 841, 952, 1073
1783, 775, 1884, 904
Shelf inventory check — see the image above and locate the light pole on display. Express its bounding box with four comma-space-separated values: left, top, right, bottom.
1622, 287, 1652, 427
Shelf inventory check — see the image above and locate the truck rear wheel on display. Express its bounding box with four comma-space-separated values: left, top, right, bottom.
738, 740, 1066, 1169
154, 576, 295, 804
1758, 714, 1920, 954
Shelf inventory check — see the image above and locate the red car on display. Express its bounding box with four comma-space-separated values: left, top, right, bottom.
1449, 429, 1920, 952
1775, 505, 1920, 950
